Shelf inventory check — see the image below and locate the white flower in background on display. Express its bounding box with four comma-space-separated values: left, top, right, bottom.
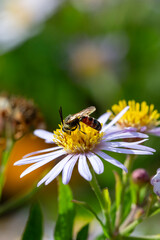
151, 169, 160, 196
14, 106, 155, 186
0, 0, 63, 54
69, 35, 129, 78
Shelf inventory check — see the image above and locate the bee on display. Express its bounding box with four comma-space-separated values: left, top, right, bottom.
59, 106, 102, 134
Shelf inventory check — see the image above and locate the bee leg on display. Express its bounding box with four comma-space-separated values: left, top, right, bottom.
78, 123, 86, 135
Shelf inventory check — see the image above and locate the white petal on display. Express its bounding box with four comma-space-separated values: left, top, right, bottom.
98, 140, 155, 153
104, 128, 137, 137
87, 152, 104, 174
99, 146, 153, 155
95, 150, 128, 172
41, 154, 73, 186
102, 125, 119, 133
23, 146, 62, 158
34, 129, 54, 143
78, 154, 92, 181
14, 149, 65, 165
98, 112, 111, 125
103, 131, 148, 142
103, 106, 129, 131
20, 151, 66, 178
62, 154, 79, 184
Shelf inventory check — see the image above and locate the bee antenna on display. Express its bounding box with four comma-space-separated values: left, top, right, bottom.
59, 106, 64, 124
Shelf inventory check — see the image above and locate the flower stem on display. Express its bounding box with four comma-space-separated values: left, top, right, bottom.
115, 155, 135, 231
89, 166, 112, 238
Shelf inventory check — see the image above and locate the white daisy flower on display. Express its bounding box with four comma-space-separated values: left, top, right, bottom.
14, 106, 155, 186
0, 0, 63, 54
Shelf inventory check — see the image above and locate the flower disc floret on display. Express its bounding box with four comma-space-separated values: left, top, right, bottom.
110, 100, 160, 131
53, 123, 103, 153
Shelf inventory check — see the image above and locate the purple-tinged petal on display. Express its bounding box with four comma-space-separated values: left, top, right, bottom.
34, 129, 54, 143
87, 152, 104, 174
20, 151, 66, 177
104, 127, 138, 137
103, 106, 129, 132
140, 126, 147, 132
103, 131, 148, 142
78, 154, 92, 181
151, 169, 160, 196
98, 140, 155, 153
62, 154, 79, 184
37, 154, 73, 187
98, 112, 111, 125
151, 168, 160, 185
23, 146, 62, 158
95, 150, 128, 173
147, 127, 160, 136
102, 126, 137, 134
14, 149, 66, 165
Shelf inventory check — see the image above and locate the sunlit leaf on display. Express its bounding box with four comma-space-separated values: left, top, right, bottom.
103, 188, 111, 213
94, 234, 106, 240
114, 171, 122, 210
122, 234, 160, 240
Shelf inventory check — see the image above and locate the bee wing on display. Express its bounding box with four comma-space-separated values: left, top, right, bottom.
66, 106, 96, 123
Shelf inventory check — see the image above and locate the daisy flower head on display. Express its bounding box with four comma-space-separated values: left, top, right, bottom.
109, 100, 160, 136
151, 169, 160, 197
14, 106, 155, 186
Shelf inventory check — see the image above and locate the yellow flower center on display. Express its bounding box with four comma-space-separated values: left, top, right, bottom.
53, 122, 103, 153
110, 100, 160, 131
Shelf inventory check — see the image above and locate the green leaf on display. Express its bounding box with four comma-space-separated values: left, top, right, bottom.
22, 202, 43, 240
94, 234, 106, 240
120, 219, 141, 236
76, 224, 89, 240
130, 180, 138, 204
148, 201, 160, 217
121, 188, 132, 222
73, 200, 110, 239
54, 177, 75, 240
73, 200, 103, 228
103, 188, 111, 213
122, 235, 160, 240
114, 171, 122, 210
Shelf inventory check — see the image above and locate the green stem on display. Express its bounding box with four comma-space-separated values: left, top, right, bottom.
115, 155, 136, 231
89, 166, 112, 238
0, 138, 14, 199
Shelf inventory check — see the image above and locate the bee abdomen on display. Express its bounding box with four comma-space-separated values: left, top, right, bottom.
80, 116, 101, 131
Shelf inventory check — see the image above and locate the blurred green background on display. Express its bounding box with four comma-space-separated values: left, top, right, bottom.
0, 0, 160, 238
1, 0, 160, 169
